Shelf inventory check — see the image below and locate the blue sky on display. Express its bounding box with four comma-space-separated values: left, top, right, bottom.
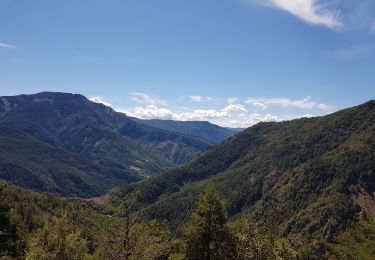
0, 0, 374, 127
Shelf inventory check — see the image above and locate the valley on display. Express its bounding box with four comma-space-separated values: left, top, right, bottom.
0, 94, 374, 259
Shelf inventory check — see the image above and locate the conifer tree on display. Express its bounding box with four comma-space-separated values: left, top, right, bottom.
184, 186, 236, 260
25, 217, 88, 260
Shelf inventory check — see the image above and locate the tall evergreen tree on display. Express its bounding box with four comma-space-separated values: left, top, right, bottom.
25, 217, 88, 260
184, 186, 236, 260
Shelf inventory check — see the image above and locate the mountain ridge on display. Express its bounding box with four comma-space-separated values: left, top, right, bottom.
0, 92, 233, 196
116, 100, 375, 247
133, 118, 239, 144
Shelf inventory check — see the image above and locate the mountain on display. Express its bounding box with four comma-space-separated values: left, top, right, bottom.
117, 100, 375, 248
134, 118, 239, 144
118, 119, 214, 164
0, 92, 215, 196
226, 127, 246, 133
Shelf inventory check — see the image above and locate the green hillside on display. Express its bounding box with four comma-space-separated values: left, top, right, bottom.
0, 92, 218, 197
118, 119, 214, 164
0, 179, 106, 258
117, 100, 375, 251
134, 118, 239, 144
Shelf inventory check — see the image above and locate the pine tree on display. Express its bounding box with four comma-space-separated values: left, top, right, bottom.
184, 186, 237, 260
234, 218, 297, 260
25, 217, 88, 260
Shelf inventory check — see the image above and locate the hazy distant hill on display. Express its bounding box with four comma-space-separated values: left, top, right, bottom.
0, 92, 221, 196
118, 100, 375, 246
134, 118, 239, 144
119, 119, 214, 164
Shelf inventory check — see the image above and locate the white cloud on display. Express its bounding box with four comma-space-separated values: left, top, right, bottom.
190, 95, 213, 103
190, 95, 204, 103
252, 102, 268, 110
300, 114, 316, 118
132, 105, 175, 119
128, 105, 229, 121
227, 97, 239, 104
88, 95, 333, 128
222, 104, 248, 113
176, 109, 228, 121
0, 42, 16, 49
130, 92, 167, 106
318, 103, 335, 111
89, 96, 114, 108
246, 96, 316, 109
223, 113, 279, 128
263, 0, 342, 29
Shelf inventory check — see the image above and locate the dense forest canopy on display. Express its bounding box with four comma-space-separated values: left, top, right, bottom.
0, 92, 234, 197
1, 99, 375, 259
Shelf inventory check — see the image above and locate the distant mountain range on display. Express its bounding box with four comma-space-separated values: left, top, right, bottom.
133, 118, 240, 144
0, 92, 237, 197
117, 100, 375, 246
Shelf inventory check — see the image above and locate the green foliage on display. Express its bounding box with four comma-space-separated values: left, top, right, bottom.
1, 96, 375, 258
0, 92, 219, 196
131, 220, 174, 260
134, 118, 238, 144
119, 119, 215, 164
0, 201, 18, 257
94, 219, 174, 260
0, 180, 111, 258
25, 217, 88, 260
327, 221, 375, 259
184, 186, 237, 260
118, 100, 375, 256
234, 218, 297, 260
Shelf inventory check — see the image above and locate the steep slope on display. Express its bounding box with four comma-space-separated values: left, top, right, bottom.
0, 126, 141, 197
0, 180, 110, 257
134, 118, 239, 143
118, 100, 375, 246
0, 92, 172, 172
119, 119, 213, 164
0, 92, 215, 196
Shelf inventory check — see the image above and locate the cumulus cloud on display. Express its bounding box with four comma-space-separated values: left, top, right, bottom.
300, 114, 316, 118
89, 96, 114, 108
223, 113, 278, 128
176, 109, 228, 121
130, 92, 167, 106
88, 94, 334, 128
132, 105, 175, 119
190, 95, 203, 102
0, 41, 16, 48
190, 95, 214, 103
252, 102, 268, 110
262, 0, 342, 29
226, 112, 318, 128
318, 103, 335, 111
227, 97, 239, 104
222, 104, 248, 113
246, 96, 316, 109
128, 105, 229, 121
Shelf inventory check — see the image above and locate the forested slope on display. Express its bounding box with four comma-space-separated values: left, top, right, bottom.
134, 118, 238, 143
118, 100, 375, 249
0, 92, 218, 196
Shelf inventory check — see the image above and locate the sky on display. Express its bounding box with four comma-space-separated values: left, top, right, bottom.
0, 0, 374, 127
